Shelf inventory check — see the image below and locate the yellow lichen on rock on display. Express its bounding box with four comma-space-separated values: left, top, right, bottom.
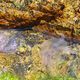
31, 45, 42, 69
0, 53, 16, 69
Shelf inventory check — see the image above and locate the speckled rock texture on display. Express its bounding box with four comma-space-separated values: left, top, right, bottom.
0, 0, 80, 80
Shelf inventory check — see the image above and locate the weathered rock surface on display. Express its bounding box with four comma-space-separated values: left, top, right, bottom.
0, 0, 79, 80
0, 30, 46, 53
0, 0, 80, 41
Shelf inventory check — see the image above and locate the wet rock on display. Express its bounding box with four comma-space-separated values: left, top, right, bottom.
0, 30, 26, 53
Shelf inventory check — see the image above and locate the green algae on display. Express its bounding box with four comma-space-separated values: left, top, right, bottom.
0, 71, 19, 80
26, 71, 76, 80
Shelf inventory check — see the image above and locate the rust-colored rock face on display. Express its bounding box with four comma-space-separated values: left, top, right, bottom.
0, 2, 63, 29
0, 0, 80, 41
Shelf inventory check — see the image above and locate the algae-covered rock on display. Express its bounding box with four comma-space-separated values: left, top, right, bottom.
0, 0, 80, 80
0, 71, 19, 80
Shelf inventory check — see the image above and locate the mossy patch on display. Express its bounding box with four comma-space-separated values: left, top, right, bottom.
0, 71, 19, 80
